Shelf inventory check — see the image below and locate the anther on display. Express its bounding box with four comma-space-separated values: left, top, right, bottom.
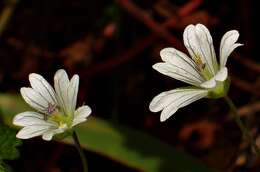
47, 103, 57, 114
43, 103, 57, 120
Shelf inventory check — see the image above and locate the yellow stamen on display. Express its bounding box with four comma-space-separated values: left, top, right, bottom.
48, 111, 73, 128
194, 54, 205, 72
59, 122, 68, 129
193, 54, 212, 80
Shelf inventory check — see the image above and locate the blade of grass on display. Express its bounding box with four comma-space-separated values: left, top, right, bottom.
0, 93, 216, 172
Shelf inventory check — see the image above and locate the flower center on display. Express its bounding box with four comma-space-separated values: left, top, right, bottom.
43, 103, 57, 120
58, 122, 68, 129
46, 109, 73, 128
194, 54, 212, 80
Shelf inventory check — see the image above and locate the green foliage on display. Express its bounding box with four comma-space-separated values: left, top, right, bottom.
0, 162, 6, 172
0, 124, 21, 172
0, 93, 216, 172
0, 125, 22, 160
66, 118, 216, 172
0, 94, 23, 172
0, 163, 6, 172
0, 94, 31, 126
0, 161, 11, 172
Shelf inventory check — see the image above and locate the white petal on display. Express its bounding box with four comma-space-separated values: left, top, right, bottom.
54, 69, 70, 114
54, 69, 69, 83
195, 24, 219, 70
42, 128, 66, 141
29, 73, 57, 105
159, 48, 205, 83
149, 88, 208, 121
67, 75, 79, 115
13, 111, 51, 127
215, 67, 228, 81
20, 87, 49, 113
183, 24, 218, 75
150, 89, 180, 113
72, 105, 91, 127
220, 30, 243, 67
153, 63, 202, 86
200, 78, 216, 88
160, 89, 207, 122
16, 124, 54, 139
42, 131, 54, 141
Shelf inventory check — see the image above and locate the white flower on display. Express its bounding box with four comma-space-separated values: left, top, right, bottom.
13, 69, 92, 141
149, 23, 242, 122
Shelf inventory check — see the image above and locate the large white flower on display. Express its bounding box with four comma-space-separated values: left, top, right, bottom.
13, 69, 91, 141
149, 23, 242, 122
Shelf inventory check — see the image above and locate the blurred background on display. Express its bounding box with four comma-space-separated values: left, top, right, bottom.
0, 0, 260, 171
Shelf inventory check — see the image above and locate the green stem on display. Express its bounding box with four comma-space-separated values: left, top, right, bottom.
224, 96, 260, 155
72, 131, 88, 172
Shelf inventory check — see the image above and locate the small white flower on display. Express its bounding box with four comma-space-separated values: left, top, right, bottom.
150, 23, 242, 122
13, 69, 92, 141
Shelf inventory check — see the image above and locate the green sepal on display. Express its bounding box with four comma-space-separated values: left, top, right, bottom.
207, 78, 230, 99
53, 129, 73, 141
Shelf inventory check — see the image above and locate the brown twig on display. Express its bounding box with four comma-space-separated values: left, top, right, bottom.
231, 75, 260, 96
82, 35, 156, 77
0, 0, 18, 36
156, 0, 205, 28
82, 0, 204, 77
6, 0, 207, 80
116, 0, 184, 49
177, 0, 203, 17
232, 52, 260, 73
238, 102, 260, 117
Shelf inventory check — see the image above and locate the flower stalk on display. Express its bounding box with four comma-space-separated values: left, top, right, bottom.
72, 131, 88, 172
224, 96, 260, 156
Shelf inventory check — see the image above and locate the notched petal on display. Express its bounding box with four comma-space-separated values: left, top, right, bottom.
150, 88, 208, 121
20, 87, 49, 112
184, 24, 218, 75
13, 111, 46, 126
54, 69, 70, 114
149, 90, 173, 112
67, 74, 79, 114
29, 73, 57, 105
153, 62, 203, 86
220, 30, 242, 67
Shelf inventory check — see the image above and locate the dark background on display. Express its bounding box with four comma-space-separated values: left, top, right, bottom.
1, 0, 260, 171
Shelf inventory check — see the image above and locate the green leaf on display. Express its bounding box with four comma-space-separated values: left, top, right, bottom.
0, 93, 216, 172
0, 164, 6, 172
0, 162, 6, 172
65, 118, 216, 172
0, 94, 32, 127
0, 161, 11, 172
0, 125, 22, 160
